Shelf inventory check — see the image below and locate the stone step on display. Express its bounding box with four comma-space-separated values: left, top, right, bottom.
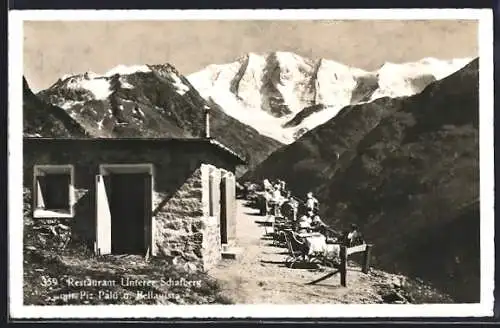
221, 245, 243, 260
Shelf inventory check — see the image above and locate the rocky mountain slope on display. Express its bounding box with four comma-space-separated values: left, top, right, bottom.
188, 52, 472, 143
29, 64, 283, 172
23, 77, 89, 138
244, 58, 479, 302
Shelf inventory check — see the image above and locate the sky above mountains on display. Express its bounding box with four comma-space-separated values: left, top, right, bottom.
24, 19, 478, 92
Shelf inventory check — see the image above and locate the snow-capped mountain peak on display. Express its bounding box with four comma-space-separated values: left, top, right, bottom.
45, 63, 195, 105
187, 52, 474, 144
104, 64, 152, 77
57, 74, 112, 101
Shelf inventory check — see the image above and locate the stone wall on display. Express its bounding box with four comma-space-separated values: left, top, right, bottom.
153, 163, 229, 271
23, 139, 239, 270
152, 166, 204, 265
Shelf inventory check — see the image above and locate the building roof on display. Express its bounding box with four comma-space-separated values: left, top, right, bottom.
23, 137, 247, 165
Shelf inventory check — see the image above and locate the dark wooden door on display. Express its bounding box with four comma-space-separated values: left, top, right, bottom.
109, 173, 151, 254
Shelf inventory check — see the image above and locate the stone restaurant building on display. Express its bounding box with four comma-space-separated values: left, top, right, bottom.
23, 136, 245, 270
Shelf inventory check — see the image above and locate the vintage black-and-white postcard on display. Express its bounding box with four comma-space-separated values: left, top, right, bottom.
8, 9, 495, 319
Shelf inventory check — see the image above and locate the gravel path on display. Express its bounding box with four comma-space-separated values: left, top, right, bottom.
208, 200, 387, 304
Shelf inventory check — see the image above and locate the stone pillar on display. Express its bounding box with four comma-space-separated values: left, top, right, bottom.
199, 164, 222, 270
225, 172, 237, 246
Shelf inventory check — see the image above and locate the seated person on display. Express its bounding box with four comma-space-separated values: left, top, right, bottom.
271, 186, 284, 216
311, 215, 328, 234
344, 223, 365, 247
296, 211, 314, 234
272, 185, 282, 201
280, 180, 287, 194
263, 179, 273, 192
279, 194, 297, 222
289, 196, 299, 222
262, 190, 273, 215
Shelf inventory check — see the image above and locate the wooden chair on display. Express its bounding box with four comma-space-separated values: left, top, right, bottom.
283, 230, 316, 268
272, 223, 293, 247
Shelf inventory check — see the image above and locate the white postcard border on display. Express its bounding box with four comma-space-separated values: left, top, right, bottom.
8, 9, 495, 319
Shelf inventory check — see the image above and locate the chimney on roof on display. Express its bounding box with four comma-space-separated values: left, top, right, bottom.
204, 105, 211, 139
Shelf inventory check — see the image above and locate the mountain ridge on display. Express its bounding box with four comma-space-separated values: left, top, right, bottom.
188, 52, 473, 143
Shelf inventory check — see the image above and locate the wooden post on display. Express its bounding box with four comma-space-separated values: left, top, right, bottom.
340, 245, 347, 287
362, 244, 373, 274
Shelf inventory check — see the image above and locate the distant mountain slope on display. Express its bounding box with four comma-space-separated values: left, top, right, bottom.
244, 59, 480, 302
243, 95, 406, 196
23, 77, 89, 138
34, 64, 283, 172
188, 52, 472, 143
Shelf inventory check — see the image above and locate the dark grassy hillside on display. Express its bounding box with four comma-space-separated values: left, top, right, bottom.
243, 95, 407, 197
320, 59, 479, 302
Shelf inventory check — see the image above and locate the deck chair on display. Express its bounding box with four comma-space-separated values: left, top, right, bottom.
263, 213, 284, 235
283, 230, 315, 268
272, 223, 293, 247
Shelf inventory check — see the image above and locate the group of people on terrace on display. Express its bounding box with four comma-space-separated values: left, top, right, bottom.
258, 178, 364, 247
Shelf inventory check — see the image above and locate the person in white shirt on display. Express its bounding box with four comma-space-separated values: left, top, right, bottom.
260, 179, 274, 215
271, 184, 284, 216
305, 192, 319, 214
345, 224, 364, 247
272, 186, 282, 201
263, 179, 272, 192
289, 194, 299, 222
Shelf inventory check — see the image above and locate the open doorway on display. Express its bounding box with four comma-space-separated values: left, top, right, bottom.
109, 173, 151, 254
95, 164, 153, 256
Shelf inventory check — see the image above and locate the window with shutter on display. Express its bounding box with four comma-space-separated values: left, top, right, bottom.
33, 165, 74, 218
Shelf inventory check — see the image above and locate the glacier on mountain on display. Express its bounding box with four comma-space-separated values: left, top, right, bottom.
188, 52, 473, 144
